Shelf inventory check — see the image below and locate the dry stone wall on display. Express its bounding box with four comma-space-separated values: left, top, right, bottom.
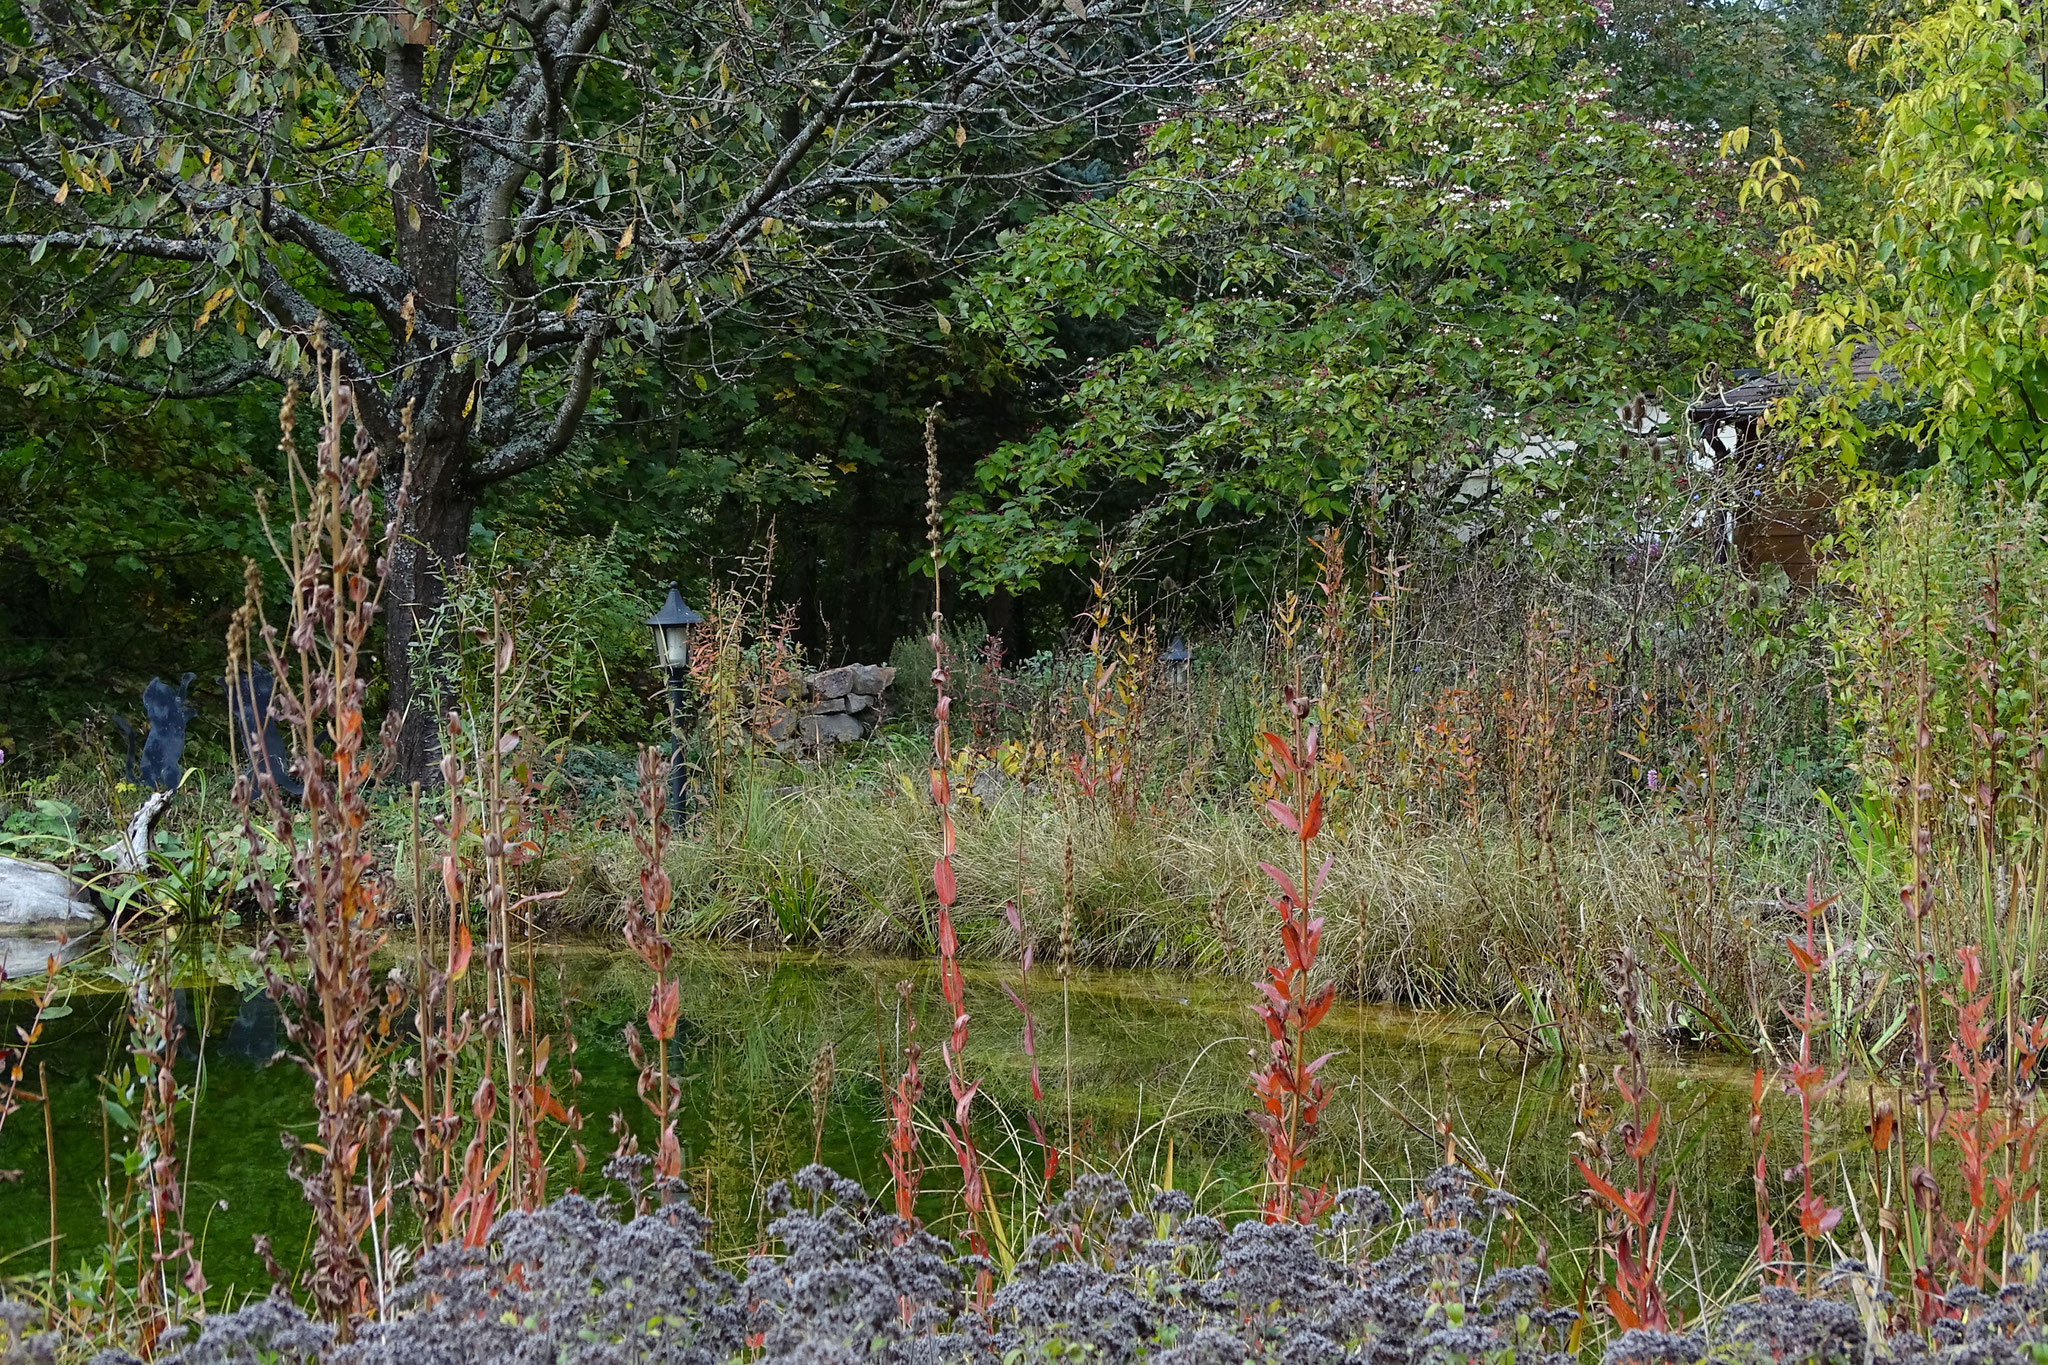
763, 664, 895, 756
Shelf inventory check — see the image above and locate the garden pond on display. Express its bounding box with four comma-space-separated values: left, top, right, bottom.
0, 939, 1790, 1304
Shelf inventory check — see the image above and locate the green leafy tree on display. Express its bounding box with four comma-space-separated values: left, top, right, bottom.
0, 0, 1212, 772
1596, 0, 1878, 169
0, 378, 277, 756
946, 0, 1761, 590
1744, 0, 2048, 483
513, 337, 1040, 662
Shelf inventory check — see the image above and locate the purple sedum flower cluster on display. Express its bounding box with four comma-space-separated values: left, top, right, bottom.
18, 1168, 2048, 1365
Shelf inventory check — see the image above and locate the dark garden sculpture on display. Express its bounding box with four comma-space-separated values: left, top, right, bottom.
110, 673, 197, 792
226, 664, 303, 800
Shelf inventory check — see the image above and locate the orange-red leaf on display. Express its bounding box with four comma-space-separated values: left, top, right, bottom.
1257, 861, 1301, 905
1576, 1156, 1647, 1227
1302, 983, 1337, 1030
448, 919, 473, 981
1625, 1106, 1661, 1160
1300, 792, 1324, 842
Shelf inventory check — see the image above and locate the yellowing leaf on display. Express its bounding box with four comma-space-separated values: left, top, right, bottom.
195, 285, 236, 331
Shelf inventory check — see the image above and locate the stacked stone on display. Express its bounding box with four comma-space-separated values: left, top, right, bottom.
765, 664, 895, 756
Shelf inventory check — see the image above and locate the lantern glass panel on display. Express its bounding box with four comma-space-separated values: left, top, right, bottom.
654, 623, 692, 670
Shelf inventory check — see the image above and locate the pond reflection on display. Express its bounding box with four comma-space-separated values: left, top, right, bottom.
0, 943, 1787, 1306
0, 928, 98, 979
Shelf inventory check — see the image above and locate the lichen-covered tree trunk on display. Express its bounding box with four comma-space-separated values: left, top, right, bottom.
383, 433, 475, 784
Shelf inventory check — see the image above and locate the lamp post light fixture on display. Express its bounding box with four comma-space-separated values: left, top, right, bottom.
1161, 635, 1192, 688
646, 585, 704, 827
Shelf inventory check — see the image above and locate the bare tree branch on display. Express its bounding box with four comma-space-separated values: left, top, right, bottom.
44, 357, 272, 398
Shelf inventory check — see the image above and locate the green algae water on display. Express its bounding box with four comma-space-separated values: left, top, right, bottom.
0, 940, 1775, 1305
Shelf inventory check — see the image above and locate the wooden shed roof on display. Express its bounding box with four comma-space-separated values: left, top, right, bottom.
1688, 343, 1893, 424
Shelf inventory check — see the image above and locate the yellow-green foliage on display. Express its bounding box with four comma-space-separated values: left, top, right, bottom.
1745, 0, 2048, 475
1827, 484, 2048, 849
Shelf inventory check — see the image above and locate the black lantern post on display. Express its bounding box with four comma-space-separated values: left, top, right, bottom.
646, 586, 704, 827
1161, 635, 1192, 687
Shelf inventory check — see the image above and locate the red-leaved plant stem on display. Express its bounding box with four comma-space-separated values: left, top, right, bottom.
1575, 953, 1677, 1332
885, 1013, 924, 1237
1003, 900, 1060, 1187
235, 356, 403, 1331
1251, 685, 1337, 1223
623, 746, 685, 1193
1783, 880, 1847, 1288
930, 635, 991, 1262
1742, 881, 1848, 1299
1937, 943, 2045, 1293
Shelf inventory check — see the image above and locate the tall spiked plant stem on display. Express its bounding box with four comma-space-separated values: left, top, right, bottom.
1780, 881, 1847, 1288
411, 739, 476, 1246
885, 1006, 924, 1236
128, 945, 203, 1353
1575, 953, 1678, 1332
1251, 684, 1337, 1223
623, 746, 685, 1194
1003, 900, 1060, 1189
925, 409, 991, 1262
230, 345, 406, 1329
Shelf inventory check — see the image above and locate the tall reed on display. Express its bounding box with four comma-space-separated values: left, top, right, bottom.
621, 746, 684, 1194
1575, 952, 1677, 1332
125, 945, 202, 1353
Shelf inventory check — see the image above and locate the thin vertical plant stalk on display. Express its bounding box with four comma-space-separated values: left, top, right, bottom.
1002, 901, 1059, 1188
884, 981, 924, 1237
1061, 831, 1076, 1183
231, 347, 406, 1330
622, 746, 684, 1194
1250, 677, 1337, 1223
923, 408, 992, 1268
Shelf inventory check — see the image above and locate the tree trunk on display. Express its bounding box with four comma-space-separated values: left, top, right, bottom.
985, 585, 1025, 661
383, 434, 475, 784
